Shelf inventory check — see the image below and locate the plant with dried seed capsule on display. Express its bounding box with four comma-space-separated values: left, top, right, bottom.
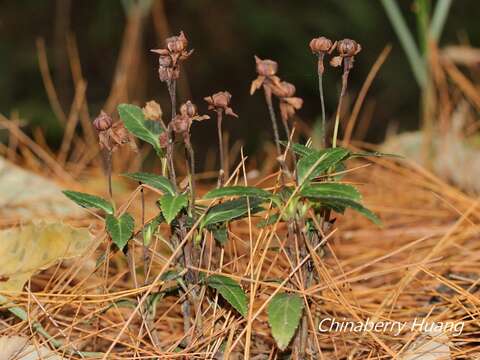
205, 91, 238, 186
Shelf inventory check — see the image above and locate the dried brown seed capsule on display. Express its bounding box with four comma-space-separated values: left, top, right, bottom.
159, 132, 169, 148
98, 122, 132, 152
158, 54, 172, 67
143, 100, 163, 121
180, 100, 198, 118
255, 56, 278, 76
279, 96, 303, 122
204, 91, 238, 117
166, 31, 188, 54
93, 111, 112, 131
204, 91, 231, 109
171, 114, 190, 134
337, 39, 362, 57
110, 122, 130, 146
272, 81, 296, 98
309, 36, 333, 54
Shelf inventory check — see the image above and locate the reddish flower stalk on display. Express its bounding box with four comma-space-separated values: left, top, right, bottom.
204, 91, 238, 187
330, 38, 362, 148
93, 111, 132, 199
271, 80, 303, 145
151, 31, 194, 186
174, 101, 209, 211
250, 56, 283, 157
310, 36, 335, 147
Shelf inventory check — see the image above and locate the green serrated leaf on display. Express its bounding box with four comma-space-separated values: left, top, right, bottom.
212, 225, 228, 245
160, 269, 183, 281
300, 183, 380, 224
204, 186, 271, 200
117, 103, 163, 154
300, 183, 361, 202
62, 190, 113, 214
146, 292, 164, 317
143, 214, 164, 246
350, 151, 402, 159
201, 198, 263, 227
106, 213, 135, 250
342, 200, 382, 225
207, 275, 248, 317
159, 193, 188, 224
267, 293, 304, 351
296, 148, 350, 184
204, 186, 281, 208
256, 213, 280, 228
123, 172, 175, 195
101, 299, 137, 314
280, 141, 316, 157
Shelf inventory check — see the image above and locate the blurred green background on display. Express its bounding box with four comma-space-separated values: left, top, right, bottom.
0, 0, 478, 161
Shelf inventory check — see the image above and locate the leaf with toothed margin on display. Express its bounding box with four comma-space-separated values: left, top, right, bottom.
159, 193, 188, 224
301, 183, 381, 225
300, 183, 361, 202
118, 103, 164, 155
280, 141, 317, 157
123, 172, 175, 195
201, 198, 263, 228
203, 186, 281, 207
256, 213, 280, 228
106, 213, 135, 251
206, 275, 248, 317
296, 148, 350, 184
267, 293, 304, 351
62, 190, 113, 214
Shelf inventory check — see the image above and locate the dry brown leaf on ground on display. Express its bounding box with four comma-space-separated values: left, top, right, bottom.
0, 222, 95, 293
0, 336, 66, 360
0, 156, 83, 223
400, 329, 451, 360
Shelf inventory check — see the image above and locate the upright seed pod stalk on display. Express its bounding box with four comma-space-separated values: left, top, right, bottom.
330, 38, 362, 148
205, 91, 238, 187
152, 31, 201, 342
250, 56, 283, 157
309, 36, 334, 147
271, 80, 303, 169
151, 31, 193, 185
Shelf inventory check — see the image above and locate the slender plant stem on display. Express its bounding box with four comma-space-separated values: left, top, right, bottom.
318, 54, 327, 148
168, 80, 177, 117
281, 117, 297, 172
332, 65, 350, 148
281, 118, 291, 145
166, 128, 177, 189
216, 110, 225, 187
263, 86, 282, 157
106, 150, 113, 199
185, 137, 196, 214
166, 80, 177, 188
181, 294, 191, 340
164, 78, 195, 343
141, 185, 148, 284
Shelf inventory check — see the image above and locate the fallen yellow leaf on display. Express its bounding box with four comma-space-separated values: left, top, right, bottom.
0, 222, 95, 293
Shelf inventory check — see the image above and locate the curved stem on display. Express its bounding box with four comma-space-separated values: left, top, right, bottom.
263, 86, 282, 157
332, 67, 350, 148
168, 80, 177, 117
319, 79, 326, 148
185, 137, 196, 214
281, 117, 297, 172
166, 80, 177, 188
104, 150, 113, 200
216, 110, 225, 187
